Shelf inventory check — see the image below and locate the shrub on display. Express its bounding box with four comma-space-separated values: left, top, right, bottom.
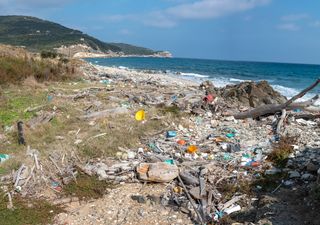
0, 56, 76, 85
40, 50, 57, 59
267, 135, 298, 167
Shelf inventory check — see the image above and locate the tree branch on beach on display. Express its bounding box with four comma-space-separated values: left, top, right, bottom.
233, 79, 320, 119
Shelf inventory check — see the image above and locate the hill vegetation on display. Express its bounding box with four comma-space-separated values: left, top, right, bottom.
0, 16, 157, 55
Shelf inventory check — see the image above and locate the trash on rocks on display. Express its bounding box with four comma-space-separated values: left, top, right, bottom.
224, 204, 241, 215
203, 94, 215, 103
177, 139, 186, 145
0, 154, 10, 163
27, 112, 55, 129
99, 79, 111, 85
135, 110, 145, 121
136, 162, 179, 182
187, 145, 198, 154
166, 131, 177, 138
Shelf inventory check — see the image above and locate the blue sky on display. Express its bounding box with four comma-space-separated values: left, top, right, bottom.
1, 0, 320, 64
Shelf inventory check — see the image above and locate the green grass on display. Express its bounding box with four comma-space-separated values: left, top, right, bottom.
0, 89, 47, 126
63, 172, 114, 200
159, 105, 181, 116
0, 193, 64, 225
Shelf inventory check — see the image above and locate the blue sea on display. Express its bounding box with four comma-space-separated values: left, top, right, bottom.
86, 57, 320, 101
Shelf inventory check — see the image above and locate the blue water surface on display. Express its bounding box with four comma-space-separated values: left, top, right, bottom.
86, 57, 320, 98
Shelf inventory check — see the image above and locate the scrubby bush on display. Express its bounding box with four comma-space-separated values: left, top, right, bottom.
267, 135, 298, 167
0, 56, 76, 85
40, 50, 57, 59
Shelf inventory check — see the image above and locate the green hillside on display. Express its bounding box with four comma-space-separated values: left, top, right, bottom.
110, 43, 155, 55
0, 16, 156, 55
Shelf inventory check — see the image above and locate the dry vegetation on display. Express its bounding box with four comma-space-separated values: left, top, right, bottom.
0, 44, 79, 85
267, 135, 298, 167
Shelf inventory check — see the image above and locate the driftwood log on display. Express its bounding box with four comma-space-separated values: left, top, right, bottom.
234, 79, 320, 119
17, 121, 26, 145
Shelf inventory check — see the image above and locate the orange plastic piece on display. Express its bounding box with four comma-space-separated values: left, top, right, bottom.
251, 161, 260, 167
187, 145, 198, 154
177, 140, 186, 145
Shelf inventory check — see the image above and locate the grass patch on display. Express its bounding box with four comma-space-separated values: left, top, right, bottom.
79, 114, 164, 159
0, 56, 77, 86
253, 173, 287, 192
0, 89, 47, 126
63, 172, 114, 200
0, 192, 64, 225
267, 135, 297, 167
0, 158, 22, 175
217, 180, 253, 201
159, 105, 181, 116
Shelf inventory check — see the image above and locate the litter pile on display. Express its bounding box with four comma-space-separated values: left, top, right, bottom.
1, 61, 319, 224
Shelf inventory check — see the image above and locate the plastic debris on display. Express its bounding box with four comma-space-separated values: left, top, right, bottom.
166, 131, 177, 138
0, 154, 10, 163
187, 145, 198, 154
100, 79, 111, 85
135, 110, 145, 121
177, 139, 186, 145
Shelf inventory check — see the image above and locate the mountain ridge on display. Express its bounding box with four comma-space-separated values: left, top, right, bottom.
0, 15, 170, 57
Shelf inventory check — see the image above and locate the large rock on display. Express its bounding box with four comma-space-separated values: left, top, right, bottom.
136, 162, 179, 183
219, 81, 287, 107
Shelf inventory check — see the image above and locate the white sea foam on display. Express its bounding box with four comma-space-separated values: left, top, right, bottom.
229, 78, 252, 83
180, 72, 210, 78
272, 84, 319, 105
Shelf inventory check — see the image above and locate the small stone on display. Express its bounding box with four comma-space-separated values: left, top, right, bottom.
284, 180, 294, 186
289, 171, 300, 178
138, 209, 145, 217
131, 195, 146, 204
265, 167, 282, 175
301, 173, 313, 181
306, 162, 318, 172
180, 207, 190, 214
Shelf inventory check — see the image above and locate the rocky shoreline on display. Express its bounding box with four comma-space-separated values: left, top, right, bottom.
1, 60, 319, 225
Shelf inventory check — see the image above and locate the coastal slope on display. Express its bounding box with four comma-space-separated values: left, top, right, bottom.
0, 15, 171, 57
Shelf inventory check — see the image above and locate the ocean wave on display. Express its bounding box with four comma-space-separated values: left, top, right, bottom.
229, 78, 252, 83
118, 66, 129, 70
271, 85, 299, 98
272, 84, 319, 105
180, 72, 210, 78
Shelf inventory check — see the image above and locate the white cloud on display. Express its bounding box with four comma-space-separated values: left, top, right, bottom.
310, 20, 320, 28
165, 0, 270, 20
0, 0, 73, 14
119, 29, 132, 35
144, 11, 177, 28
281, 13, 309, 22
102, 0, 271, 28
277, 23, 300, 31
